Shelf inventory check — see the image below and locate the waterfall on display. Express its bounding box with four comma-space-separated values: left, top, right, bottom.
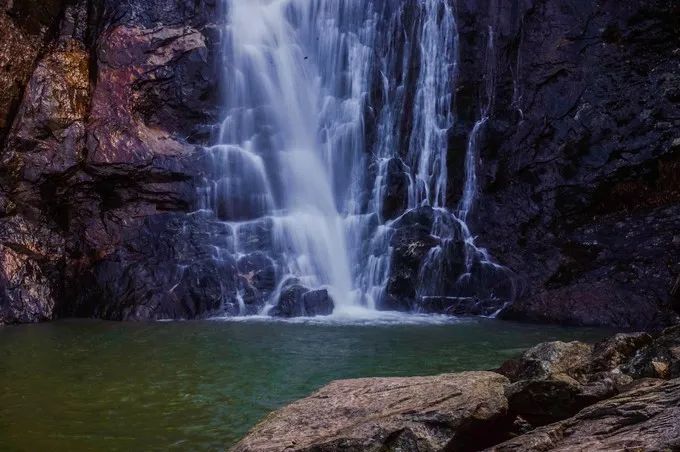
201, 0, 514, 318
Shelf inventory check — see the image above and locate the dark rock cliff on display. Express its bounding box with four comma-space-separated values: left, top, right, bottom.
453, 0, 680, 328
0, 0, 678, 326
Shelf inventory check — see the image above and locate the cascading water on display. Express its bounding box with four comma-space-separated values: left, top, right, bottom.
199, 0, 514, 318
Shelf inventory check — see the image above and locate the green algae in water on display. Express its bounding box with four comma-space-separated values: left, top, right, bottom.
0, 318, 611, 450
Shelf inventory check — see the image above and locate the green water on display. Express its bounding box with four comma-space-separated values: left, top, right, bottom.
0, 318, 610, 451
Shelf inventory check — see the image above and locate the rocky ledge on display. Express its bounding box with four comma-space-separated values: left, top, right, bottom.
233, 325, 680, 451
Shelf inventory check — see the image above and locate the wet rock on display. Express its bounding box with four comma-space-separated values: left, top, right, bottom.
379, 157, 409, 221
237, 252, 276, 313
270, 284, 308, 318
197, 146, 274, 222
488, 378, 680, 452
381, 207, 445, 311
233, 372, 511, 452
419, 295, 505, 317
383, 205, 514, 316
232, 218, 275, 255
270, 285, 334, 318
465, 0, 680, 327
70, 213, 240, 321
382, 225, 438, 311
302, 289, 334, 317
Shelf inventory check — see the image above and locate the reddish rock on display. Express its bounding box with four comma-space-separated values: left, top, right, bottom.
3, 40, 90, 182
0, 215, 64, 324
0, 0, 66, 143
233, 372, 511, 452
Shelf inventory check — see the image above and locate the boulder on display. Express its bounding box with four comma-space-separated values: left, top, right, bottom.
497, 341, 593, 383
269, 284, 308, 318
622, 325, 680, 380
488, 378, 680, 451
270, 285, 334, 318
497, 341, 596, 425
590, 332, 654, 372
505, 376, 584, 426
233, 372, 511, 452
302, 289, 335, 316
494, 330, 679, 429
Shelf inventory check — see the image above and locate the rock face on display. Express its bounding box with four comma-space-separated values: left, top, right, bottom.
0, 0, 679, 325
376, 0, 679, 325
381, 207, 515, 315
234, 327, 680, 451
455, 0, 680, 327
232, 372, 511, 452
0, 0, 227, 324
0, 0, 66, 144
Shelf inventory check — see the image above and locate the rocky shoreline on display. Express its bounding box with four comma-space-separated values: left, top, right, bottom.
233, 326, 680, 451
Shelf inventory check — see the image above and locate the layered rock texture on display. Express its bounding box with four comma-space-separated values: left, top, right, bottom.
234, 326, 680, 451
0, 0, 224, 323
233, 372, 511, 452
1, 0, 679, 325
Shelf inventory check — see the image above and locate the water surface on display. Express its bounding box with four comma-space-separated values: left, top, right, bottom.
0, 318, 610, 450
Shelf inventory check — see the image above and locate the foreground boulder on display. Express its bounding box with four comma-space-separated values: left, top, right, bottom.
488, 378, 680, 451
498, 341, 597, 425
622, 325, 680, 380
233, 372, 510, 451
234, 327, 679, 451
496, 335, 664, 426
